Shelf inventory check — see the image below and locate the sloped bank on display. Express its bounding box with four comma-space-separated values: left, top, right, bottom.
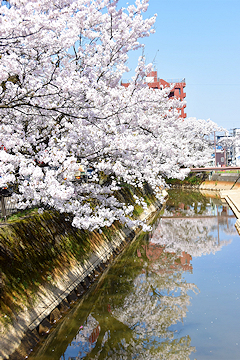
0, 184, 164, 360
193, 174, 240, 224
170, 172, 240, 192
199, 173, 240, 191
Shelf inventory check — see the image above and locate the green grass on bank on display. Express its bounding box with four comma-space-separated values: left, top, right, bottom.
166, 170, 240, 188
215, 170, 240, 174
165, 172, 208, 186
0, 207, 39, 224
0, 183, 157, 324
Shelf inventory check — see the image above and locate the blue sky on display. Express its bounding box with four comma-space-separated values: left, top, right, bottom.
118, 0, 240, 130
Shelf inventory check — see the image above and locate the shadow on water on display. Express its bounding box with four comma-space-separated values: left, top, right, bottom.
29, 190, 240, 360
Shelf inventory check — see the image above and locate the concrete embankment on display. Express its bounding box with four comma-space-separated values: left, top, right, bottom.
170, 172, 240, 234
199, 173, 240, 191
188, 173, 240, 234
200, 173, 240, 234
0, 190, 164, 360
170, 173, 240, 194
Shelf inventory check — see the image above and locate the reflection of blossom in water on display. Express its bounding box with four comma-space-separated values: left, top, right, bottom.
150, 216, 232, 257
106, 204, 234, 358
111, 252, 198, 359
112, 273, 198, 338
64, 314, 100, 359
104, 336, 194, 360
222, 226, 238, 235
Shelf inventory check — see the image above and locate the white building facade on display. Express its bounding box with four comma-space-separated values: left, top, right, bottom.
233, 128, 240, 166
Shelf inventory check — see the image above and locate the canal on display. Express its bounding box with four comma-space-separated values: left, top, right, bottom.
29, 190, 240, 360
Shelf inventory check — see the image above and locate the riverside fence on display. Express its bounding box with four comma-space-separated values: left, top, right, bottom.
0, 194, 18, 221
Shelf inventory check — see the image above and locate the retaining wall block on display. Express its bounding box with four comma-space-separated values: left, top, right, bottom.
88, 274, 95, 283
99, 263, 106, 271
82, 277, 90, 289
93, 266, 101, 277
38, 318, 52, 336
58, 298, 70, 313
49, 307, 62, 324
67, 290, 78, 304
75, 283, 85, 297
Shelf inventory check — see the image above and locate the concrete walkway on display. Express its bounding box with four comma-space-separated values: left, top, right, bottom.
220, 189, 240, 234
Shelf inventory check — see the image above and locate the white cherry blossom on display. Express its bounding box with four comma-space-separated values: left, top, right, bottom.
0, 0, 221, 229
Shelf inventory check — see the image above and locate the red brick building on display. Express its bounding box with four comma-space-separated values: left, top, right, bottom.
121, 70, 187, 118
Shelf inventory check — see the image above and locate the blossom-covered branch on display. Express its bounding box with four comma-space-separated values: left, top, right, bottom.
0, 0, 220, 229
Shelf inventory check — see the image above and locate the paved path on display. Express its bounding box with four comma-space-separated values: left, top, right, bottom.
220, 189, 240, 234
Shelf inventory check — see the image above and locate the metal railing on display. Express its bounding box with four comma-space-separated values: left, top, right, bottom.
121, 78, 186, 85
0, 195, 18, 221
165, 78, 186, 84
190, 166, 240, 172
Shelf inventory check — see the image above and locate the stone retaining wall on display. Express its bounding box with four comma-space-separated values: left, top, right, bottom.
200, 173, 240, 191
211, 173, 240, 183
0, 203, 160, 360
170, 173, 240, 192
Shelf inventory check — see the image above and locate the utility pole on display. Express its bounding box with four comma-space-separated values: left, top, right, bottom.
214, 131, 217, 166
224, 131, 227, 167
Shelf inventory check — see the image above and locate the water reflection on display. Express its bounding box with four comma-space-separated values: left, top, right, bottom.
29, 190, 238, 360
58, 236, 197, 360
151, 190, 234, 257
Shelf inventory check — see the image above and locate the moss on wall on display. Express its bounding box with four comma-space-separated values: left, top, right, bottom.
0, 183, 156, 323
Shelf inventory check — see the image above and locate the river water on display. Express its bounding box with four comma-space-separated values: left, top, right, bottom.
29, 190, 240, 360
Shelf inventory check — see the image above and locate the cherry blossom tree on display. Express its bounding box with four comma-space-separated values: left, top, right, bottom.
0, 0, 220, 229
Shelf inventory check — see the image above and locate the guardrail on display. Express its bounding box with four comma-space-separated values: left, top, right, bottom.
165, 78, 186, 84
121, 78, 186, 84
190, 167, 240, 172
